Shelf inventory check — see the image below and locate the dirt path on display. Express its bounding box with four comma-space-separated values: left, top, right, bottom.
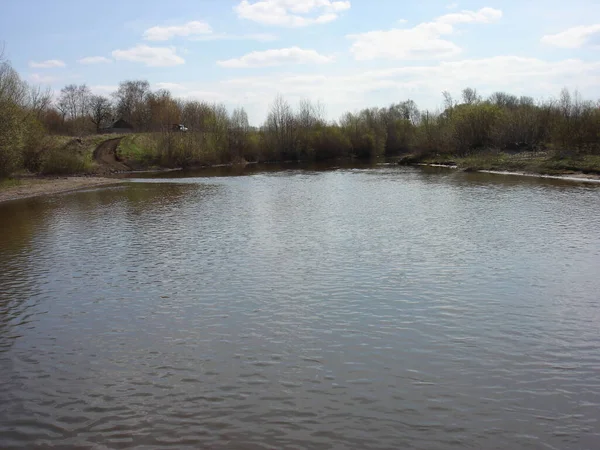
93, 138, 130, 173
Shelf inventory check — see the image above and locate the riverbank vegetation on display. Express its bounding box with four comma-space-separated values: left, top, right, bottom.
2, 48, 600, 179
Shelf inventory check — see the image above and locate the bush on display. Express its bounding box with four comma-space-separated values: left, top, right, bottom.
21, 119, 48, 172
242, 133, 263, 162
40, 139, 89, 175
308, 126, 352, 160
0, 101, 24, 178
450, 103, 502, 154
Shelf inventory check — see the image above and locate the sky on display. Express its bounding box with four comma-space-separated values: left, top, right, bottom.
1, 0, 600, 124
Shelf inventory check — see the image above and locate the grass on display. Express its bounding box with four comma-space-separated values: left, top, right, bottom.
37, 134, 125, 175
537, 154, 600, 175
0, 178, 22, 190
48, 134, 125, 153
416, 150, 600, 176
117, 133, 159, 167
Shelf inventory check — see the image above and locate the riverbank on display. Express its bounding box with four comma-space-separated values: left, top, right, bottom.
0, 176, 123, 204
3, 153, 600, 205
401, 151, 600, 180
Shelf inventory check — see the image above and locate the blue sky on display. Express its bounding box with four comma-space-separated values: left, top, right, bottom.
2, 0, 600, 124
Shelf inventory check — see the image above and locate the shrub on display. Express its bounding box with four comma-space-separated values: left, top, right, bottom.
21, 119, 48, 172
40, 139, 89, 175
450, 103, 502, 154
0, 101, 25, 178
308, 126, 352, 160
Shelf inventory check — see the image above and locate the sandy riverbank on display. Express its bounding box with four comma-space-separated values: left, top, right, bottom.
477, 169, 600, 183
416, 163, 600, 183
0, 177, 124, 204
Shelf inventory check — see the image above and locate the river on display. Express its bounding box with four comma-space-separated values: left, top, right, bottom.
1, 165, 599, 449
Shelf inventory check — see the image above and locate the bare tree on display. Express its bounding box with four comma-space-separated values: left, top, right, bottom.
229, 107, 250, 158
398, 99, 420, 125
181, 100, 213, 132
297, 98, 325, 130
442, 91, 455, 112
462, 87, 480, 105
489, 92, 519, 109
210, 103, 230, 150
27, 85, 53, 120
147, 89, 180, 131
89, 95, 113, 133
0, 60, 28, 106
266, 94, 296, 157
113, 80, 151, 129
56, 84, 91, 121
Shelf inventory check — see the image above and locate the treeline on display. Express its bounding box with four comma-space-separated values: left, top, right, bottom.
0, 55, 52, 177
2, 49, 600, 177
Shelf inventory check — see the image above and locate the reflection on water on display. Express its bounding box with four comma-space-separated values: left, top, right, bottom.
1, 166, 599, 449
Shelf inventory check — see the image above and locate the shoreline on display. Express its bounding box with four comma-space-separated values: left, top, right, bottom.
3, 162, 600, 205
414, 163, 600, 183
0, 177, 124, 204
408, 163, 600, 183
477, 169, 600, 183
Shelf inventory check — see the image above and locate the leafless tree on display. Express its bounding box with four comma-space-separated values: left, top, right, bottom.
442, 91, 455, 112
297, 98, 325, 130
56, 84, 91, 121
0, 60, 28, 106
89, 95, 113, 132
489, 92, 519, 109
229, 107, 250, 158
266, 94, 296, 156
27, 85, 53, 120
113, 80, 151, 129
462, 87, 480, 105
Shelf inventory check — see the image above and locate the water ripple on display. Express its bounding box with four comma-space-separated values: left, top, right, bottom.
0, 168, 599, 449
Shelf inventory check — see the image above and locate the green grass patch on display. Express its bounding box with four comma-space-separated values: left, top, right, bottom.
0, 178, 22, 190
538, 154, 600, 175
34, 134, 126, 175
38, 136, 99, 175
416, 150, 600, 176
117, 134, 159, 167
456, 152, 532, 172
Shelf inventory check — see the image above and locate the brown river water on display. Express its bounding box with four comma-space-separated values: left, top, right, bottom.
1, 164, 599, 449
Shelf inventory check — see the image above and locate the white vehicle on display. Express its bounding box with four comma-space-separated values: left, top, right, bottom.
172, 124, 188, 132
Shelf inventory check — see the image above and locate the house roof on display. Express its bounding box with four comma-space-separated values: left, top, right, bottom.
112, 119, 133, 129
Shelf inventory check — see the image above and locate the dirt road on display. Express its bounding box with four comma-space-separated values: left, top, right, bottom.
93, 138, 130, 173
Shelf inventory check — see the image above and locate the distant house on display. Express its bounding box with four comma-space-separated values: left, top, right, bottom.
101, 119, 134, 134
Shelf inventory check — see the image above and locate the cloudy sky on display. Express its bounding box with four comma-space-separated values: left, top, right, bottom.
2, 0, 600, 124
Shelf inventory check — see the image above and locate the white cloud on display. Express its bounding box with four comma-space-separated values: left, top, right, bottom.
29, 59, 66, 69
143, 20, 212, 41
155, 82, 185, 91
28, 73, 61, 83
191, 33, 278, 42
234, 0, 351, 27
143, 19, 276, 42
217, 47, 333, 68
437, 7, 501, 25
155, 56, 600, 125
541, 24, 600, 49
185, 90, 226, 102
78, 56, 112, 64
348, 7, 502, 61
90, 85, 119, 95
111, 45, 185, 67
